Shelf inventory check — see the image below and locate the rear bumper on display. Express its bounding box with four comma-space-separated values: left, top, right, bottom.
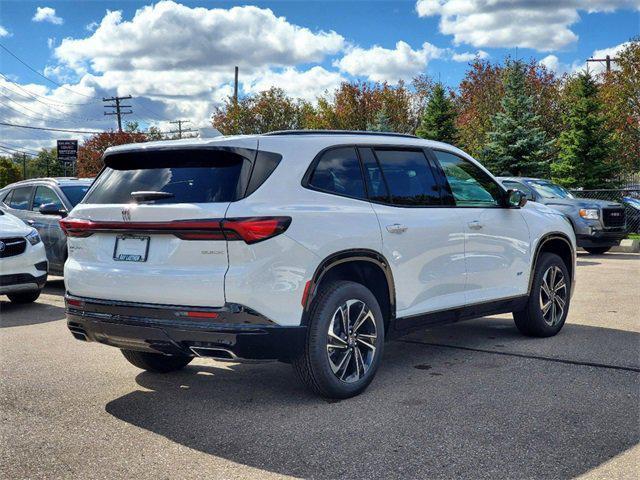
65, 295, 306, 361
576, 230, 626, 248
0, 271, 47, 295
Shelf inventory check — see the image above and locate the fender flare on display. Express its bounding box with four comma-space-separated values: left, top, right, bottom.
528, 232, 576, 295
301, 249, 396, 325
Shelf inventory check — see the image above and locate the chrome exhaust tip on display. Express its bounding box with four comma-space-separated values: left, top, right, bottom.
189, 346, 237, 361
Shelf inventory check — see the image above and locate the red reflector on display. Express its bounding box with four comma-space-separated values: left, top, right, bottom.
301, 280, 312, 307
223, 217, 291, 244
66, 298, 84, 307
185, 311, 219, 319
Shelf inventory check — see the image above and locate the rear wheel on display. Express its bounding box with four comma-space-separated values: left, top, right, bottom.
293, 281, 384, 399
584, 246, 611, 255
7, 290, 41, 304
121, 349, 193, 373
514, 252, 570, 337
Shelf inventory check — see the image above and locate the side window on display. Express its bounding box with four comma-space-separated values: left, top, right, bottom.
358, 148, 389, 203
33, 186, 64, 211
307, 147, 366, 200
8, 186, 33, 211
433, 151, 502, 207
1, 189, 13, 206
373, 149, 440, 206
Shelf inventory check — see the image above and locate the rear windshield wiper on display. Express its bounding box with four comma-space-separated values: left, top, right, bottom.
130, 191, 175, 202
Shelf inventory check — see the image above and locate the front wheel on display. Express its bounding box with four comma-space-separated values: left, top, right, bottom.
513, 252, 571, 337
583, 246, 611, 255
121, 349, 193, 373
293, 281, 385, 399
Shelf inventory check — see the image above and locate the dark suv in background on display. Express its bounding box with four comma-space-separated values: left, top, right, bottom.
0, 178, 92, 275
499, 177, 626, 254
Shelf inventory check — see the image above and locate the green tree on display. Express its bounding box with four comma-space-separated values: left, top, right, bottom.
483, 60, 553, 176
367, 108, 392, 132
0, 156, 22, 187
27, 148, 64, 178
552, 71, 618, 189
415, 83, 457, 143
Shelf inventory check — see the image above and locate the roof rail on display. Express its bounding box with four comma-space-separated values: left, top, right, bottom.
263, 129, 418, 139
6, 177, 80, 185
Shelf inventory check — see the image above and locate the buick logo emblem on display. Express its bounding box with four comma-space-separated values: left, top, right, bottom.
0, 241, 5, 253
121, 208, 131, 222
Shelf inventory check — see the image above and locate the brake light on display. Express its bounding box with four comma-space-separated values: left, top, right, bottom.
66, 297, 84, 308
223, 217, 291, 244
59, 218, 94, 237
185, 311, 219, 319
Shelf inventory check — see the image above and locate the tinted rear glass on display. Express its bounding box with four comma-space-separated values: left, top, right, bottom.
61, 185, 90, 207
9, 186, 32, 210
308, 147, 366, 200
374, 149, 440, 206
84, 149, 247, 204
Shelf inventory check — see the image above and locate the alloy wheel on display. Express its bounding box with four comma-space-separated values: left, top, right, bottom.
326, 299, 378, 383
539, 265, 567, 326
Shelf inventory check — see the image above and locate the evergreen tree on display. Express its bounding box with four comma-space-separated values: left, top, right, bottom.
415, 83, 457, 143
552, 71, 619, 189
483, 60, 553, 176
367, 108, 392, 132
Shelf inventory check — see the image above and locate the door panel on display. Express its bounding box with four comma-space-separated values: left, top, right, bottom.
29, 186, 66, 270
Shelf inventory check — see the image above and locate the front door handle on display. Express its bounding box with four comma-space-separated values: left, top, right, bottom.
468, 220, 483, 230
386, 223, 408, 234
26, 219, 35, 225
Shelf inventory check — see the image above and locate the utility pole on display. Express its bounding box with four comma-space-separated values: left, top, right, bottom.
22, 152, 26, 179
168, 120, 197, 139
233, 66, 239, 106
103, 95, 132, 132
586, 54, 619, 74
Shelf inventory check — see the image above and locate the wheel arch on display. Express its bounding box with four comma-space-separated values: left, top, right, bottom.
529, 233, 575, 295
301, 249, 396, 331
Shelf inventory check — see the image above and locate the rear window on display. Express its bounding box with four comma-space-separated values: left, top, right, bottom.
9, 186, 33, 210
84, 149, 248, 204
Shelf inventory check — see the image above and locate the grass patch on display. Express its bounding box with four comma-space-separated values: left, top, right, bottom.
627, 233, 640, 240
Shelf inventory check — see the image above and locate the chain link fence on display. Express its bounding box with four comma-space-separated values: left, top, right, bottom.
570, 188, 640, 234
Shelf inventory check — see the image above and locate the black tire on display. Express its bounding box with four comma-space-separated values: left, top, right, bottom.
7, 290, 41, 304
583, 246, 611, 255
121, 349, 193, 373
513, 252, 571, 337
293, 280, 385, 399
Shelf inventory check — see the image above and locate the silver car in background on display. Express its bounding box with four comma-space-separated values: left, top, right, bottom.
0, 178, 92, 275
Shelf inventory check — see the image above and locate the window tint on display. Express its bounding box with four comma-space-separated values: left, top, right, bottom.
84, 150, 246, 204
33, 186, 64, 211
61, 185, 89, 207
434, 151, 501, 207
9, 186, 32, 210
358, 148, 389, 203
373, 149, 440, 206
1, 189, 13, 205
308, 147, 366, 199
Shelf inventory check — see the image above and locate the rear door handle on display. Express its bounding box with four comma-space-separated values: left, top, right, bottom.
467, 221, 483, 230
386, 223, 408, 234
26, 219, 35, 225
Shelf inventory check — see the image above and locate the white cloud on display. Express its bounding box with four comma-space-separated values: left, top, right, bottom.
334, 41, 444, 84
47, 38, 56, 49
55, 1, 344, 74
32, 7, 64, 25
85, 21, 99, 32
538, 41, 630, 75
451, 50, 489, 62
0, 25, 10, 37
415, 0, 640, 51
243, 67, 345, 102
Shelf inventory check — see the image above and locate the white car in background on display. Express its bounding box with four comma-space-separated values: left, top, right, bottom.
0, 210, 48, 303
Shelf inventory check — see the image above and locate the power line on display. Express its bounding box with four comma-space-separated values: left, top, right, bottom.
586, 54, 619, 74
103, 95, 132, 132
0, 121, 104, 134
0, 72, 97, 106
0, 90, 103, 123
0, 42, 101, 101
168, 119, 197, 139
0, 143, 40, 155
0, 144, 38, 157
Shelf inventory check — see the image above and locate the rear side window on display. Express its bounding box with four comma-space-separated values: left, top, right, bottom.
9, 186, 32, 210
61, 185, 90, 207
84, 149, 248, 204
307, 147, 366, 200
373, 149, 440, 206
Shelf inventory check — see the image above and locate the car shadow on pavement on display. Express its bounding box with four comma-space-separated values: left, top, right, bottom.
0, 299, 65, 328
105, 318, 639, 479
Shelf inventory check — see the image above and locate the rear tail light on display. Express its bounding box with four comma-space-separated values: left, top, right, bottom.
223, 217, 291, 244
60, 216, 291, 244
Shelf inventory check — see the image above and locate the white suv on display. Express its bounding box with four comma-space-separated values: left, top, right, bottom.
62, 131, 576, 398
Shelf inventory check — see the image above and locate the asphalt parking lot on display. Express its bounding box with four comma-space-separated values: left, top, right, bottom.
1, 252, 639, 480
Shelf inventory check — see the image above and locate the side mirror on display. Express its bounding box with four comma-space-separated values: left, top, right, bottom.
39, 203, 68, 217
506, 189, 527, 208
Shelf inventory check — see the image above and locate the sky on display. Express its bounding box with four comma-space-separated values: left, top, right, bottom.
0, 0, 638, 151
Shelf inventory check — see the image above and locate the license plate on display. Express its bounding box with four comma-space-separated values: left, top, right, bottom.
113, 236, 149, 262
